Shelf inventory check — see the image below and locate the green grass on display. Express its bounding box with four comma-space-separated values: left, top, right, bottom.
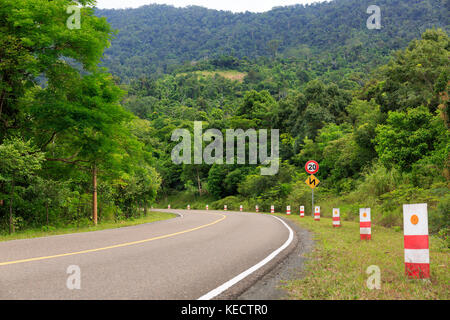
158, 190, 216, 210
274, 213, 449, 300
0, 211, 176, 242
177, 70, 247, 82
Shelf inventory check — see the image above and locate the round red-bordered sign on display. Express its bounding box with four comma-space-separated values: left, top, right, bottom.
305, 160, 319, 174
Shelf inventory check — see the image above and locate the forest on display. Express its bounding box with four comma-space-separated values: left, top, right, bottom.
97, 0, 449, 82
0, 0, 448, 243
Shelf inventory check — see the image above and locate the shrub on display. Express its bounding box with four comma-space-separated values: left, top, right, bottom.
211, 196, 241, 210
358, 162, 401, 197
429, 193, 450, 238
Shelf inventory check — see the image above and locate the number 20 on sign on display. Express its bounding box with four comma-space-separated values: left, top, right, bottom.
305, 160, 319, 175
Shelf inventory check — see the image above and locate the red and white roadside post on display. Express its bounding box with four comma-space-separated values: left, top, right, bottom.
255, 205, 259, 213
240, 205, 243, 212
271, 205, 275, 214
403, 203, 430, 279
300, 206, 305, 218
360, 208, 371, 240
332, 208, 341, 227
168, 204, 171, 209
286, 206, 291, 215
224, 205, 227, 211
314, 206, 320, 221
206, 205, 209, 210
187, 204, 190, 210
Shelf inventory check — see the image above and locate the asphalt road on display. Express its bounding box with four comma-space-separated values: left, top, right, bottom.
0, 209, 294, 300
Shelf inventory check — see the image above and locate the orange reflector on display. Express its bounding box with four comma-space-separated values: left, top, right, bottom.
411, 214, 419, 225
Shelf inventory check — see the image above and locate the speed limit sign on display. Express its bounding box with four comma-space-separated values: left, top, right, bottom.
305, 160, 319, 175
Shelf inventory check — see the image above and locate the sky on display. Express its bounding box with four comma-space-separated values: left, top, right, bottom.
95, 0, 328, 13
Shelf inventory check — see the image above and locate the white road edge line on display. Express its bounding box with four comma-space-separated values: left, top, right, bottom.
197, 215, 294, 300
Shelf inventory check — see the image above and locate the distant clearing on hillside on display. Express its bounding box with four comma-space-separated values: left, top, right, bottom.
177, 70, 247, 82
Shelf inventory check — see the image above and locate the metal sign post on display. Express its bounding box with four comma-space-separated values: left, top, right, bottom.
305, 161, 320, 218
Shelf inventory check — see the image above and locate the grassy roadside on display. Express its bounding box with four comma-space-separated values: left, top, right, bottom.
275, 213, 449, 300
0, 211, 176, 242
157, 191, 216, 210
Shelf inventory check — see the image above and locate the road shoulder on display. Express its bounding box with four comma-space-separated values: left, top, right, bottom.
215, 214, 314, 300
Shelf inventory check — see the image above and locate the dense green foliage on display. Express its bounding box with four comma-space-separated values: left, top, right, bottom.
96, 0, 449, 82
1, 0, 448, 241
123, 28, 449, 238
0, 0, 161, 233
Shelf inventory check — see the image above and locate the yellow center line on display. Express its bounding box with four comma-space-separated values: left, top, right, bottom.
0, 212, 227, 267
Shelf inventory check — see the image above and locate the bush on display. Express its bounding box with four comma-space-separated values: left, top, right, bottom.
100, 204, 118, 222
41, 225, 56, 232
211, 196, 241, 210
429, 193, 450, 238
358, 162, 401, 197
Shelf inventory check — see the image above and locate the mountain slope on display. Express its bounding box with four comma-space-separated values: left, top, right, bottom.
96, 0, 449, 81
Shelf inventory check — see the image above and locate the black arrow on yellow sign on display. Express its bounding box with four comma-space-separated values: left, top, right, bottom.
305, 174, 320, 189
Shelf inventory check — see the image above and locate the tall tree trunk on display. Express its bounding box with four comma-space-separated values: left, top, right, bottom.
9, 178, 15, 234
144, 199, 148, 216
77, 194, 81, 228
46, 201, 49, 229
136, 200, 139, 217
196, 167, 202, 196
92, 164, 97, 225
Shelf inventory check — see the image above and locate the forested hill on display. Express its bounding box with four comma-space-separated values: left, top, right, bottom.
96, 0, 449, 81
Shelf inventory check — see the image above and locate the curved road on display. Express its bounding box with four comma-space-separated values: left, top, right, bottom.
0, 209, 293, 300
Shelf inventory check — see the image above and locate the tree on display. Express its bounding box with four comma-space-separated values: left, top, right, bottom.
30, 177, 71, 228
375, 106, 449, 171
0, 0, 162, 228
370, 29, 449, 114
289, 80, 352, 142
0, 138, 44, 233
0, 0, 113, 140
235, 90, 276, 127
207, 164, 228, 198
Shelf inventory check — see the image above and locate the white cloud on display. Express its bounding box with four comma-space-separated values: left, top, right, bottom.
95, 0, 328, 13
